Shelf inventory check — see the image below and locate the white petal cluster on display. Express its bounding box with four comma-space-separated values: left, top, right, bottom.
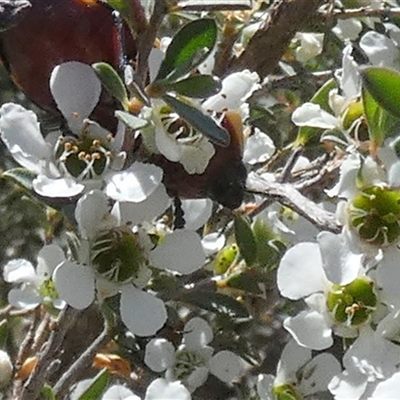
144, 317, 242, 393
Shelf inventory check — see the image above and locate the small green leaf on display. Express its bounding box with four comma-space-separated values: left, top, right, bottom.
103, 0, 136, 30
40, 384, 56, 400
163, 94, 230, 146
166, 75, 221, 98
295, 78, 337, 147
115, 111, 148, 130
2, 168, 36, 190
234, 215, 257, 267
252, 218, 283, 270
361, 66, 400, 119
362, 87, 385, 147
77, 369, 110, 400
183, 290, 249, 318
226, 270, 262, 294
156, 19, 218, 81
92, 62, 129, 109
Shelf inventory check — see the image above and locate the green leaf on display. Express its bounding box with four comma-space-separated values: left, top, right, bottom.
361, 66, 400, 119
166, 75, 221, 98
156, 19, 217, 81
77, 369, 110, 400
252, 218, 283, 270
234, 215, 257, 267
163, 94, 230, 146
92, 62, 129, 109
183, 291, 249, 318
362, 87, 385, 148
115, 111, 148, 130
295, 78, 337, 147
226, 270, 263, 294
3, 168, 36, 190
103, 0, 135, 30
40, 385, 56, 400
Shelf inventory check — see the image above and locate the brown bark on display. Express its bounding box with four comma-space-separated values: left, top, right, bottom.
229, 0, 326, 78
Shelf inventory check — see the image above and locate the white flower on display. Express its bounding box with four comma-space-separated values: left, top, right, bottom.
292, 44, 360, 134
144, 317, 242, 392
53, 190, 205, 336
294, 32, 324, 63
202, 70, 260, 115
0, 62, 126, 198
144, 55, 259, 175
329, 322, 400, 400
360, 24, 400, 70
3, 244, 66, 310
278, 231, 367, 350
243, 128, 275, 165
257, 339, 341, 400
332, 19, 363, 41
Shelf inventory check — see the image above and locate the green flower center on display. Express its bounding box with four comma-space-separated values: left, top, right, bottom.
92, 229, 144, 283
39, 278, 59, 305
326, 277, 377, 326
55, 128, 114, 179
173, 349, 207, 380
272, 384, 304, 400
349, 186, 400, 246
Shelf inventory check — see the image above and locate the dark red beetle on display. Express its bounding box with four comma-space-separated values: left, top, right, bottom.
0, 0, 247, 208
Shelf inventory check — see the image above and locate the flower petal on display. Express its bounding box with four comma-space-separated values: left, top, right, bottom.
181, 199, 212, 231
283, 310, 333, 350
209, 350, 242, 383
33, 175, 84, 198
257, 374, 275, 400
275, 339, 311, 384
36, 244, 65, 279
277, 242, 327, 300
120, 285, 167, 337
50, 62, 101, 131
183, 317, 213, 348
75, 190, 109, 239
105, 162, 163, 202
3, 259, 38, 284
298, 353, 341, 395
53, 261, 95, 310
102, 385, 140, 400
292, 103, 337, 129
371, 371, 400, 398
328, 370, 367, 400
0, 103, 51, 172
203, 70, 260, 112
145, 338, 175, 372
317, 231, 363, 285
150, 230, 205, 275
201, 233, 225, 256
145, 378, 191, 400
243, 129, 275, 165
112, 185, 171, 226
8, 288, 41, 310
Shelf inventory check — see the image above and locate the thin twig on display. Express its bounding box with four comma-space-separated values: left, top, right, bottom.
53, 319, 111, 398
19, 307, 80, 400
319, 6, 400, 20
246, 172, 341, 233
136, 0, 168, 85
229, 0, 326, 78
